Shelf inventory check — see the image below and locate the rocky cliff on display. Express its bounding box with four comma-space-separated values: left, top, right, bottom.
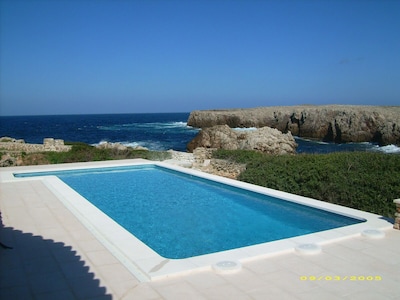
187, 105, 400, 146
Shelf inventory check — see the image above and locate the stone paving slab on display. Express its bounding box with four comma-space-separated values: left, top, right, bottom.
1, 170, 400, 299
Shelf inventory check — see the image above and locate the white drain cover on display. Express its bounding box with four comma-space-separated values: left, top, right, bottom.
295, 243, 322, 255
361, 229, 385, 239
212, 261, 242, 274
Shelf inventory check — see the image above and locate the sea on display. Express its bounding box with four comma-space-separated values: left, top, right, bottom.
0, 113, 399, 154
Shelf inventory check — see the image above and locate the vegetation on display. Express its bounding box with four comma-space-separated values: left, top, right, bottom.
213, 149, 400, 218
21, 142, 171, 165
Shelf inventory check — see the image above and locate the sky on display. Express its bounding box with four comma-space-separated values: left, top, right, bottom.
0, 0, 399, 116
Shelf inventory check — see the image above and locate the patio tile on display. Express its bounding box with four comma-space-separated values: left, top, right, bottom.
68, 276, 110, 299
345, 289, 396, 300
361, 246, 400, 265
23, 256, 60, 276
77, 237, 106, 252
35, 289, 77, 300
246, 283, 299, 300
58, 259, 90, 279
322, 243, 383, 265
96, 263, 137, 284
0, 285, 32, 300
38, 225, 70, 240
86, 249, 121, 266
69, 228, 98, 242
296, 289, 346, 300
261, 269, 321, 293
119, 283, 161, 300
2, 163, 400, 299
201, 283, 252, 300
315, 279, 366, 297
0, 266, 28, 288
221, 268, 267, 293
29, 271, 70, 294
153, 281, 208, 300
101, 278, 141, 299
182, 270, 227, 290
243, 255, 284, 275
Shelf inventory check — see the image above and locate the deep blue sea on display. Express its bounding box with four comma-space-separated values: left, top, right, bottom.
1, 113, 399, 154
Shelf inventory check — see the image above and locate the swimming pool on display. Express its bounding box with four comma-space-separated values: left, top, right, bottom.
5, 160, 390, 281
15, 164, 364, 259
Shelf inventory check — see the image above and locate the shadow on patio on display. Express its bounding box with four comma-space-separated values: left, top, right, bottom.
0, 211, 112, 299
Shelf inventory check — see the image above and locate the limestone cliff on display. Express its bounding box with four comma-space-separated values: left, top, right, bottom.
187, 105, 400, 145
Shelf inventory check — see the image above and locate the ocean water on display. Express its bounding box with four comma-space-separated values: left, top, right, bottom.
0, 113, 399, 154
0, 113, 197, 152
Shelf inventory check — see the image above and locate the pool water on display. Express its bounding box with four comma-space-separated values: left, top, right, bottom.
15, 165, 364, 259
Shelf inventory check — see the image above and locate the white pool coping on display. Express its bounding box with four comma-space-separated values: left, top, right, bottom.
1, 159, 392, 282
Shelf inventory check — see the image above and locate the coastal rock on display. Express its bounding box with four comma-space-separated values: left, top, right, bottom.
0, 154, 17, 167
97, 141, 128, 151
187, 125, 297, 154
187, 105, 400, 146
188, 125, 239, 151
96, 142, 149, 151
238, 127, 297, 154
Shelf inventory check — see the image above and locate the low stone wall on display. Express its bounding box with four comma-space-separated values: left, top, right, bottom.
394, 199, 400, 230
0, 137, 72, 153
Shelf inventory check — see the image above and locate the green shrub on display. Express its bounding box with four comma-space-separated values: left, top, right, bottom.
213, 150, 400, 218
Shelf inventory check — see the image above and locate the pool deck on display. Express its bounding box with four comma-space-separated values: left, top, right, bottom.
1, 159, 400, 299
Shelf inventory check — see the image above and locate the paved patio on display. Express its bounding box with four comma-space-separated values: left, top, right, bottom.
1, 163, 399, 299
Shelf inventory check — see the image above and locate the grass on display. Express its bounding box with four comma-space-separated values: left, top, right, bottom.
213, 149, 400, 218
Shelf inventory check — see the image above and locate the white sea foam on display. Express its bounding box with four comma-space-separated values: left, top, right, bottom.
97, 121, 194, 131
370, 144, 400, 154
233, 127, 258, 131
91, 140, 108, 146
91, 140, 167, 150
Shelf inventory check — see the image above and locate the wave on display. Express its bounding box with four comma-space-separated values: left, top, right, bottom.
97, 121, 197, 131
92, 140, 170, 151
370, 144, 400, 154
122, 141, 166, 150
233, 127, 258, 131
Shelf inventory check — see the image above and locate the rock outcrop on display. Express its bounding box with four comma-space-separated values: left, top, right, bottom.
187, 105, 400, 146
96, 141, 148, 151
187, 125, 297, 154
164, 148, 246, 179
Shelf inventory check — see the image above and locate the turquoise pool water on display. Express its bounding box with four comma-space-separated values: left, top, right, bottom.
15, 165, 364, 259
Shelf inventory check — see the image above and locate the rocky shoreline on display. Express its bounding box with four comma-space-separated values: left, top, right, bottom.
187, 105, 400, 146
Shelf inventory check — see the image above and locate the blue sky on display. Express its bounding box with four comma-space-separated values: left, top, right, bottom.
1, 0, 399, 116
